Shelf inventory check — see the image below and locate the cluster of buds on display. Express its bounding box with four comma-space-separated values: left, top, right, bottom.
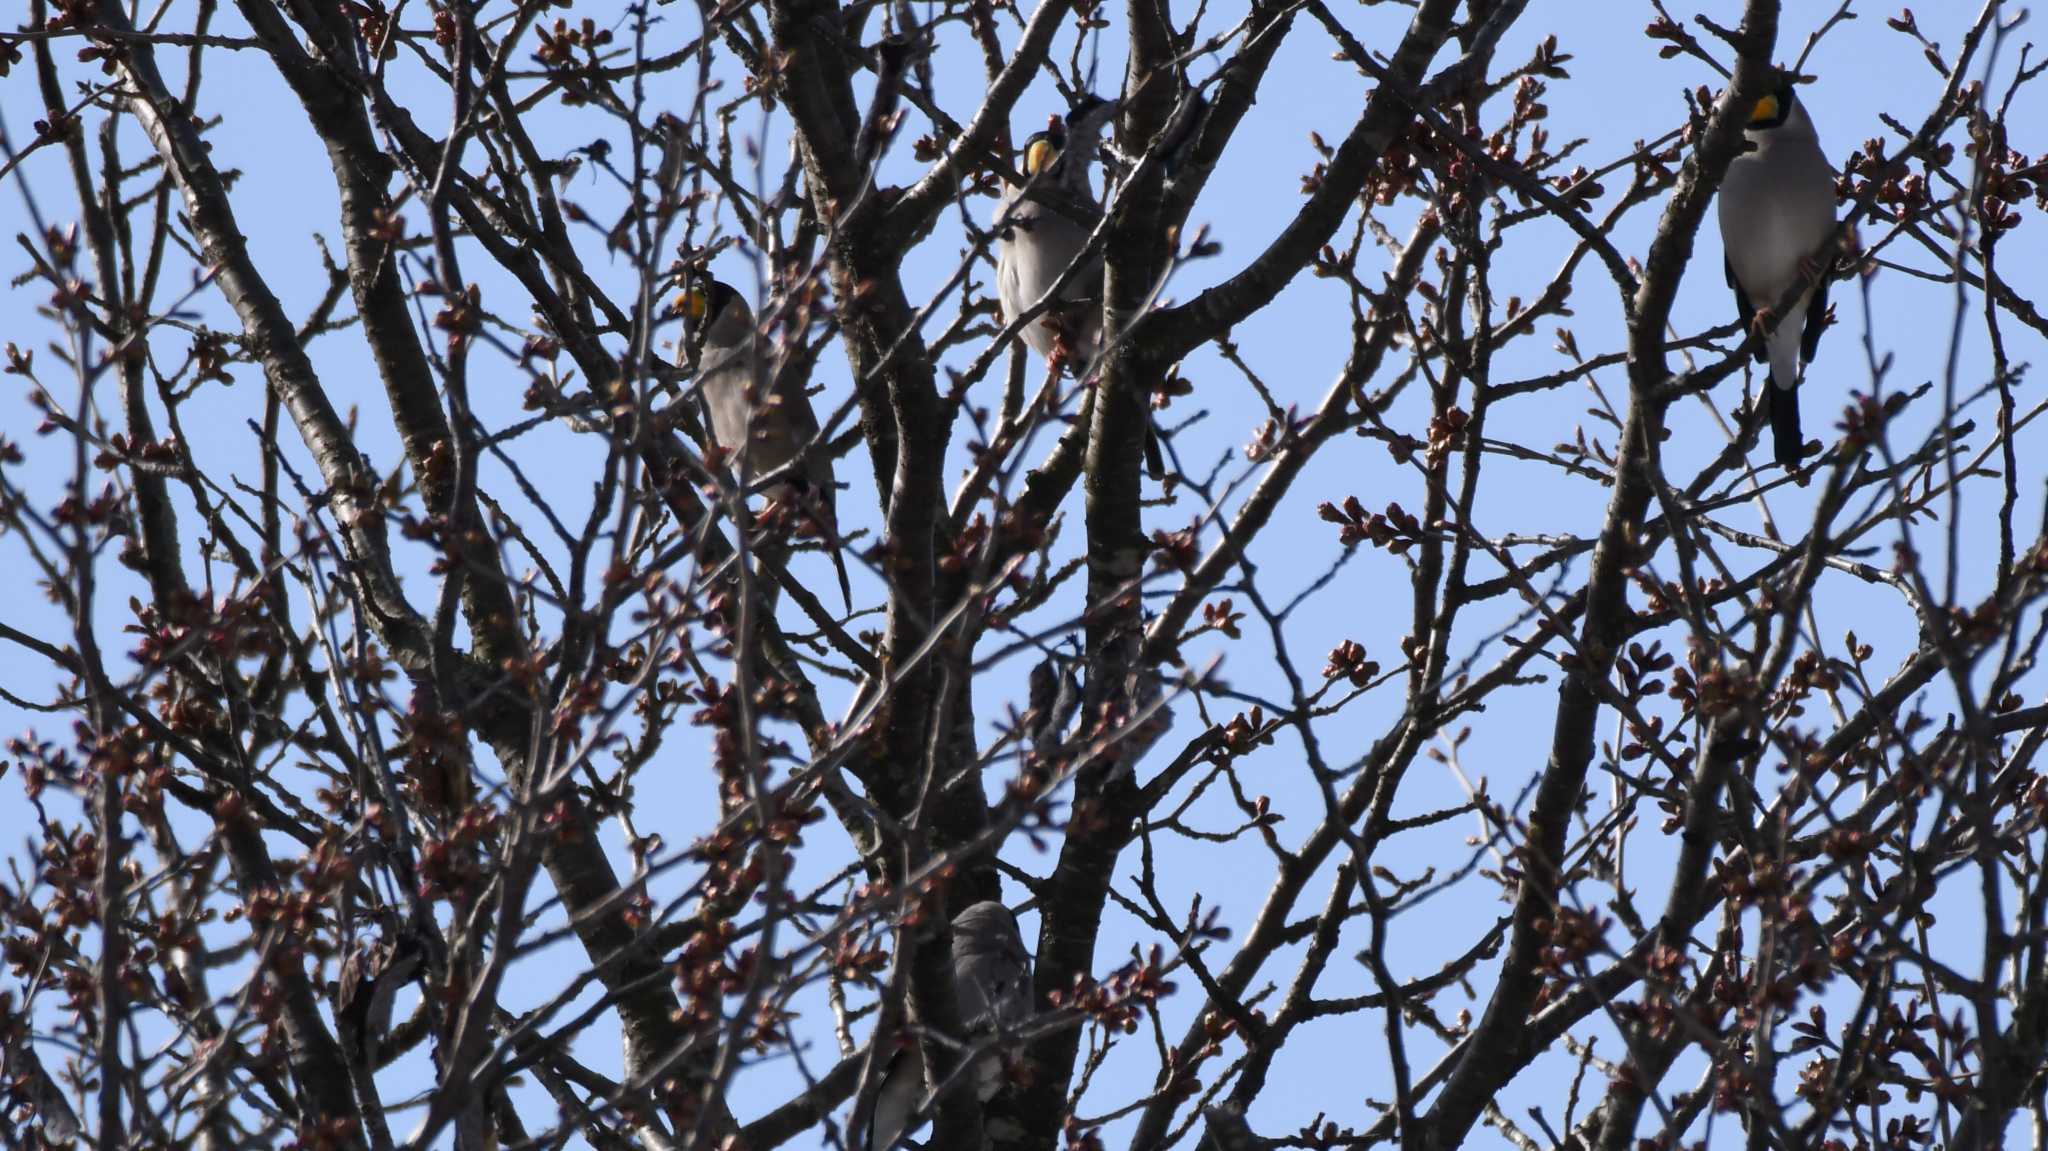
1631, 567, 1726, 617
1207, 706, 1275, 765
416, 803, 501, 903
1047, 945, 1175, 1034
1618, 942, 1692, 1042
1322, 639, 1380, 688
1773, 650, 1846, 719
1839, 136, 1939, 218
1530, 904, 1608, 1007
532, 16, 613, 66
1317, 496, 1425, 553
1714, 848, 1802, 918
1667, 648, 1759, 721
1200, 598, 1244, 641
233, 884, 332, 964
1149, 520, 1201, 574
671, 915, 742, 1032
426, 282, 482, 354
530, 17, 617, 106
1614, 640, 1674, 702
1425, 406, 1469, 463
94, 432, 182, 476
1355, 120, 1432, 207
1963, 111, 2040, 234
400, 695, 470, 814
126, 588, 270, 669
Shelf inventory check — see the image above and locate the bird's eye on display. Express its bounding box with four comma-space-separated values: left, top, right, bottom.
1025, 138, 1057, 176
1748, 92, 1781, 126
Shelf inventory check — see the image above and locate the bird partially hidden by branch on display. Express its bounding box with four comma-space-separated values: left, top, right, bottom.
868, 901, 1036, 1150
334, 930, 424, 1072
676, 274, 854, 610
997, 95, 1170, 480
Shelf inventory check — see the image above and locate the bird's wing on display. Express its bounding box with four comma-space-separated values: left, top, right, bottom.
1774, 137, 1838, 367
702, 332, 826, 477
1801, 261, 1832, 364
869, 1044, 925, 1151
955, 944, 1032, 1030
995, 209, 1026, 324
697, 347, 757, 456
1723, 256, 1766, 364
992, 949, 1033, 1026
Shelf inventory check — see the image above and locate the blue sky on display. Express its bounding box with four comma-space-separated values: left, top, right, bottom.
2, 0, 2043, 1146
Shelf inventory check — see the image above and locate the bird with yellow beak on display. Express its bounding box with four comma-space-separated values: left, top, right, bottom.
678, 273, 851, 608
995, 97, 1116, 372
994, 95, 1169, 477
1717, 79, 1838, 469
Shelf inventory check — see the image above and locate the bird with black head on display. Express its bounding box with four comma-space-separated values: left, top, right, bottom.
677, 273, 851, 607
1717, 77, 1839, 471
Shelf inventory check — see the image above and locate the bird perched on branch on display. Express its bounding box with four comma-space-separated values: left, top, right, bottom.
997, 96, 1169, 477
334, 930, 423, 1070
678, 274, 852, 607
996, 97, 1116, 372
949, 901, 1035, 1035
1717, 78, 1838, 470
868, 901, 1035, 1150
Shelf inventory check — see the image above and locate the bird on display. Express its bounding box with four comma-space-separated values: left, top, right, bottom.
949, 901, 1034, 1033
996, 97, 1168, 477
996, 97, 1116, 371
650, 113, 688, 213
1, 1022, 79, 1144
1160, 84, 1210, 190
1024, 649, 1083, 758
867, 1028, 927, 1151
1101, 74, 1207, 192
1717, 79, 1838, 470
334, 931, 423, 1070
867, 901, 1035, 1150
678, 273, 852, 608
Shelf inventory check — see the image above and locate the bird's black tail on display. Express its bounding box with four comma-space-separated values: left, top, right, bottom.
1144, 420, 1166, 480
1768, 383, 1803, 469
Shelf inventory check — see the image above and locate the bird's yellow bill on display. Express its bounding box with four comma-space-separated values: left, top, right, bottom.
1025, 138, 1057, 176
1749, 92, 1780, 125
678, 286, 708, 320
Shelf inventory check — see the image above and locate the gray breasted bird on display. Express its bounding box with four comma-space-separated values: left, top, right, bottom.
996, 97, 1167, 477
867, 901, 1035, 1150
949, 901, 1034, 1032
1717, 80, 1838, 469
680, 275, 852, 607
996, 98, 1115, 370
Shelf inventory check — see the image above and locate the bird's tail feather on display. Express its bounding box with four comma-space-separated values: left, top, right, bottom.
1766, 318, 1805, 469
1768, 378, 1803, 469
805, 478, 853, 611
1766, 312, 1803, 397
